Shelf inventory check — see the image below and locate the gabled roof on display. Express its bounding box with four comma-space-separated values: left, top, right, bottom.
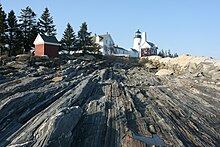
147, 41, 155, 47
99, 34, 109, 41
114, 46, 128, 51
95, 33, 115, 44
140, 40, 157, 49
141, 41, 151, 49
34, 34, 60, 46
130, 48, 139, 52
40, 34, 59, 44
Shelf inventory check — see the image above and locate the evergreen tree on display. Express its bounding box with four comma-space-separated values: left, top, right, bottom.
38, 8, 56, 36
173, 53, 178, 57
60, 23, 76, 54
0, 4, 7, 55
164, 50, 168, 57
158, 49, 178, 58
161, 49, 165, 57
7, 10, 23, 56
77, 22, 93, 54
158, 50, 163, 57
19, 6, 37, 53
167, 49, 171, 57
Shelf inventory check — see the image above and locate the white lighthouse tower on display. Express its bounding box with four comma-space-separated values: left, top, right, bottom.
133, 29, 141, 56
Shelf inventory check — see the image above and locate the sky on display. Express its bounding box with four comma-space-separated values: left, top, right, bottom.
1, 0, 220, 59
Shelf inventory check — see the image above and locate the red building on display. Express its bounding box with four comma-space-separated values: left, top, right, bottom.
34, 34, 60, 58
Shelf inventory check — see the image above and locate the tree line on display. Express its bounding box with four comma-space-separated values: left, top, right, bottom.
158, 49, 178, 58
0, 4, 99, 57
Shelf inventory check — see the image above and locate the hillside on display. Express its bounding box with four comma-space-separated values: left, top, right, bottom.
0, 55, 220, 147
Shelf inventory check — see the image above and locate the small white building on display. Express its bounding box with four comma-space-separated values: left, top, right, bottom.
112, 46, 130, 57
132, 30, 158, 57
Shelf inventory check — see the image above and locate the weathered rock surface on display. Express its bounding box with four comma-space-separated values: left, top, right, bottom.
148, 55, 220, 75
6, 61, 28, 69
0, 55, 220, 147
155, 69, 173, 76
16, 54, 31, 62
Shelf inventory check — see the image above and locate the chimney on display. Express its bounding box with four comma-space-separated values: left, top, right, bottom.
142, 32, 147, 42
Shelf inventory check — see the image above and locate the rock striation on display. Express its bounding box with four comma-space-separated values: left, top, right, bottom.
0, 55, 220, 147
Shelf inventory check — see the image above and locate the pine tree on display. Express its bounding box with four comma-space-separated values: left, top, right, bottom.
60, 23, 76, 54
158, 50, 162, 57
77, 22, 93, 54
0, 4, 7, 55
7, 10, 23, 56
161, 49, 165, 58
38, 8, 56, 36
164, 50, 168, 57
167, 49, 171, 57
19, 6, 37, 53
173, 53, 178, 57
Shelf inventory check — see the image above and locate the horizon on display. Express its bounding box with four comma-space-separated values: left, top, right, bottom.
1, 0, 220, 59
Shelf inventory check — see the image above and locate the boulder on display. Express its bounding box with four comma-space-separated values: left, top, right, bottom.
52, 76, 64, 82
6, 61, 28, 69
149, 125, 156, 133
155, 69, 173, 76
16, 54, 31, 62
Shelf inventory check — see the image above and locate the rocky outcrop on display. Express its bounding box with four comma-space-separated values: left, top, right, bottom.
0, 55, 220, 146
148, 55, 220, 77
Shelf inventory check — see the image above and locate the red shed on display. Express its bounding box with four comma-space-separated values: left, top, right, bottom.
34, 34, 60, 58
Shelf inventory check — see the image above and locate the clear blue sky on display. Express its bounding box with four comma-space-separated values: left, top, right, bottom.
1, 0, 220, 59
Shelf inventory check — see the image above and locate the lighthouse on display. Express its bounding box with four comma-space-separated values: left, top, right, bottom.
132, 29, 158, 57
133, 29, 141, 54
